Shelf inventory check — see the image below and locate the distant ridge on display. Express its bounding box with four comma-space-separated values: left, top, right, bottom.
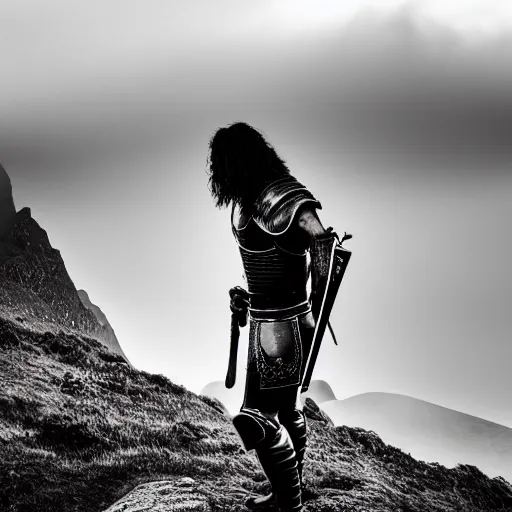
302, 379, 337, 404
199, 379, 337, 416
322, 391, 512, 484
199, 380, 242, 416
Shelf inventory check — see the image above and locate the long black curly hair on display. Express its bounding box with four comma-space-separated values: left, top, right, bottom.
207, 122, 290, 209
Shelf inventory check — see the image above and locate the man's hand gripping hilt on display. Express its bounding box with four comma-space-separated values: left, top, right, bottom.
225, 286, 250, 389
309, 228, 352, 312
229, 286, 249, 328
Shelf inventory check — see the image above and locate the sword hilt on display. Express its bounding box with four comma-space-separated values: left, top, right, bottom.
341, 232, 352, 245
225, 314, 240, 389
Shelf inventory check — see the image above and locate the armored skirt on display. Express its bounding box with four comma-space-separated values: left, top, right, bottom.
242, 310, 315, 415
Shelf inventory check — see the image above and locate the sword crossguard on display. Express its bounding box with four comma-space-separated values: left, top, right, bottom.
341, 232, 353, 245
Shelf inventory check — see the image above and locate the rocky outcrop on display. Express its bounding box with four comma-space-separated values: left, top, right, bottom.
77, 289, 128, 361
0, 167, 128, 362
0, 163, 16, 239
303, 397, 334, 425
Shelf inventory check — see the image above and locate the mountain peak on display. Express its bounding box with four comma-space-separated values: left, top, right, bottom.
77, 289, 90, 301
17, 206, 31, 219
0, 163, 17, 239
0, 164, 128, 363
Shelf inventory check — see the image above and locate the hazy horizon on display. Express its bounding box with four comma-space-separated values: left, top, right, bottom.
1, 1, 511, 426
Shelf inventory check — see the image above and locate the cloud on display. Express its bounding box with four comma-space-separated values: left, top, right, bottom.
262, 8, 512, 176
1, 6, 511, 177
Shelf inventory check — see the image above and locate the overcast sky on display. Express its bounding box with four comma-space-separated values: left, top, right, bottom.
1, 1, 511, 426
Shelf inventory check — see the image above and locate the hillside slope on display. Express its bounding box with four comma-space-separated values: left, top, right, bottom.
1, 317, 512, 512
0, 164, 128, 361
0, 200, 128, 361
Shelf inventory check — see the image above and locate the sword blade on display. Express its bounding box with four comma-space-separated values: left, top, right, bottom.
302, 245, 351, 392
328, 320, 338, 346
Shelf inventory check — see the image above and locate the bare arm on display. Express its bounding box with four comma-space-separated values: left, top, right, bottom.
296, 207, 326, 240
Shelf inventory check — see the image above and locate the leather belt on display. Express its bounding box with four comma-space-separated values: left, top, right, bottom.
249, 300, 311, 321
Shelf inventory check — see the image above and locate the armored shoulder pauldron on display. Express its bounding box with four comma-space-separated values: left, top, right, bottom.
252, 175, 322, 235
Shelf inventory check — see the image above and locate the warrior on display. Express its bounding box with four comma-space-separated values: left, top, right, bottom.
207, 122, 351, 512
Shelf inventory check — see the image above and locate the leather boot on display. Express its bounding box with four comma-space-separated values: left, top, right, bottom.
253, 426, 302, 511
233, 409, 302, 511
245, 491, 275, 510
279, 409, 308, 491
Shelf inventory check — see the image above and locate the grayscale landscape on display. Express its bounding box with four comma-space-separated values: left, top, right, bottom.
1, 1, 512, 510
2, 164, 512, 511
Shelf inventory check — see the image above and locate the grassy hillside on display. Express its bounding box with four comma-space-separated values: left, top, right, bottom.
0, 316, 250, 511
1, 316, 512, 512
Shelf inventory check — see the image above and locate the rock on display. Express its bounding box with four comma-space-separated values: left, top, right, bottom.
177, 477, 196, 487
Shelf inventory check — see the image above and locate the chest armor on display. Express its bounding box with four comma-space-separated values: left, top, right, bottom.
231, 176, 321, 315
